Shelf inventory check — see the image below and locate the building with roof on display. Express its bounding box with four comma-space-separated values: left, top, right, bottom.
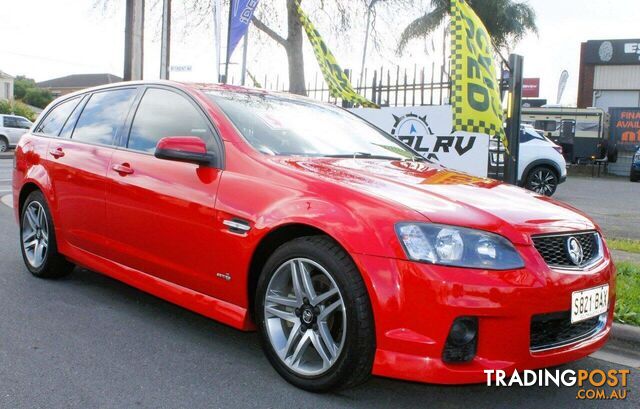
36, 73, 122, 97
0, 70, 14, 101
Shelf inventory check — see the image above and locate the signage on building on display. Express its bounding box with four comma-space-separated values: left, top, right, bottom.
170, 65, 193, 72
522, 98, 547, 108
522, 78, 540, 98
350, 105, 489, 177
584, 39, 640, 65
609, 107, 640, 151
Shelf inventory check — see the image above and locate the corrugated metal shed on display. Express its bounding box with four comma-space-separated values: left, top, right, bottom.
594, 65, 640, 90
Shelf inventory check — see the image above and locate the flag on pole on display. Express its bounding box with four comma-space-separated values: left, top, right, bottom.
295, 1, 378, 108
227, 0, 260, 62
212, 0, 223, 82
450, 0, 506, 149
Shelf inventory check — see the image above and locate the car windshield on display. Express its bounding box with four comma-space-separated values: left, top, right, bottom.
207, 91, 420, 160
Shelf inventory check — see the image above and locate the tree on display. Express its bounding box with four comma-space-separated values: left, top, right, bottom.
24, 88, 54, 109
12, 75, 53, 109
397, 0, 537, 53
13, 76, 37, 100
250, 0, 399, 95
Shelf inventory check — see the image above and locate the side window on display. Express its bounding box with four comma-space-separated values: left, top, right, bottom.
127, 88, 214, 153
17, 118, 32, 129
72, 88, 137, 146
3, 117, 18, 128
36, 97, 80, 136
59, 96, 87, 139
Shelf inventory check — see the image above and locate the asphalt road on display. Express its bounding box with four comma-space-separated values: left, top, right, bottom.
0, 158, 638, 408
555, 176, 640, 241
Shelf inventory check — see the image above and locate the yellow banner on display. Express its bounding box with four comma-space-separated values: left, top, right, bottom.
295, 1, 378, 108
450, 0, 506, 148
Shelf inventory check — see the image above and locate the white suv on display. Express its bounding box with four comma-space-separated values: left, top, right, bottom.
490, 127, 567, 196
0, 114, 33, 152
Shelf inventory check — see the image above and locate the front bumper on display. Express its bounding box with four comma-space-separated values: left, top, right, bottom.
352, 245, 615, 384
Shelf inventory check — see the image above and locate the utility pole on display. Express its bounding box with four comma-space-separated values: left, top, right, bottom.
124, 0, 145, 81
359, 0, 377, 87
159, 0, 171, 80
240, 30, 249, 86
504, 54, 523, 185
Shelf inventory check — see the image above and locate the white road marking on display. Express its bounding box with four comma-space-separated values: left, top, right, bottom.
1, 194, 13, 208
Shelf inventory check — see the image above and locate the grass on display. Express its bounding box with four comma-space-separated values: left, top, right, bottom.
614, 261, 640, 326
607, 238, 640, 254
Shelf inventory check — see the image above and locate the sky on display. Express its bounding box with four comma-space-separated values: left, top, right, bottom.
0, 0, 638, 105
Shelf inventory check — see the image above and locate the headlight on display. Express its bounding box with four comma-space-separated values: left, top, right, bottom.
396, 223, 524, 270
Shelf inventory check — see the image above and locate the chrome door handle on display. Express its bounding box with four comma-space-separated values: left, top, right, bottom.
112, 163, 134, 175
49, 147, 65, 158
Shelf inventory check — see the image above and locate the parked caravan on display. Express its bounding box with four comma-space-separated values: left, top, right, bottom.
521, 107, 607, 163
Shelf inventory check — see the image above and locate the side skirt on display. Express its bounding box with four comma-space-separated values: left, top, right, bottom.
60, 242, 255, 331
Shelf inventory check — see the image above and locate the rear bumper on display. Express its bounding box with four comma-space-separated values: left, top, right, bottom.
353, 247, 615, 384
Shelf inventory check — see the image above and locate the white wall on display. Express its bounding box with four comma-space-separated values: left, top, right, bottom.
0, 77, 13, 100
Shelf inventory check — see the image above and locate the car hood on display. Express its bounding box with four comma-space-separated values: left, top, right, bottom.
273, 157, 596, 245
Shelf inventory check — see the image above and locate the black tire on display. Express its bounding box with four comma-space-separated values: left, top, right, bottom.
255, 235, 375, 392
631, 172, 639, 182
524, 166, 558, 196
20, 190, 74, 278
0, 136, 8, 153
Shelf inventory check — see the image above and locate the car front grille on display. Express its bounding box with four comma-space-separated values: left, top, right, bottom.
530, 311, 606, 352
532, 231, 602, 269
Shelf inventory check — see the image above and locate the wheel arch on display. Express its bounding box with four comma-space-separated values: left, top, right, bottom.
519, 159, 561, 187
18, 182, 45, 216
247, 223, 352, 320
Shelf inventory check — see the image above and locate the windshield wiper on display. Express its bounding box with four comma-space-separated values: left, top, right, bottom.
323, 152, 425, 161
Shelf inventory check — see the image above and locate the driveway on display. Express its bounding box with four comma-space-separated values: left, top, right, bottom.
554, 176, 640, 240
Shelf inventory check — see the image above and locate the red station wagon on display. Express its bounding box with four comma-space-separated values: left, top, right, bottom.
13, 81, 614, 391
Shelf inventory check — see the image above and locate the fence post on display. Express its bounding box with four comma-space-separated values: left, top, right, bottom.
342, 69, 353, 108
371, 70, 378, 106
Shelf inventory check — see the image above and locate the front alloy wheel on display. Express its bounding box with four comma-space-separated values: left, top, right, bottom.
525, 166, 558, 196
256, 236, 375, 392
264, 258, 346, 376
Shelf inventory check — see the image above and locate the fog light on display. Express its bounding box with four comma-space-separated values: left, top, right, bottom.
442, 317, 478, 363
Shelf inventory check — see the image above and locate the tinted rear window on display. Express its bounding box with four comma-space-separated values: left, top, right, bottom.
72, 88, 137, 146
37, 97, 80, 136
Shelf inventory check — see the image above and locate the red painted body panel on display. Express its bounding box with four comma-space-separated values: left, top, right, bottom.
12, 81, 615, 384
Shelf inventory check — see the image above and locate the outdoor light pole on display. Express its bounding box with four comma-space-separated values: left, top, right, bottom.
504, 53, 524, 185
359, 0, 378, 87
124, 0, 145, 81
159, 0, 171, 80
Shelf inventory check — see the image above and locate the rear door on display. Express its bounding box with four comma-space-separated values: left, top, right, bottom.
46, 87, 139, 257
105, 86, 224, 296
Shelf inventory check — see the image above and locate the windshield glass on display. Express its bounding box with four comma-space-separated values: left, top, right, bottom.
207, 91, 418, 160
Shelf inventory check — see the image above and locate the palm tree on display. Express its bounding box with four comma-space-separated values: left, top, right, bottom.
398, 0, 537, 53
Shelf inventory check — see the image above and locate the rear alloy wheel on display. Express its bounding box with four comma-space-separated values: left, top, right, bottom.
525, 166, 558, 196
0, 137, 8, 152
20, 190, 74, 278
256, 236, 375, 392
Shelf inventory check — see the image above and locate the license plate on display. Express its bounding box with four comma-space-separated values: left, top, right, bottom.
571, 284, 609, 323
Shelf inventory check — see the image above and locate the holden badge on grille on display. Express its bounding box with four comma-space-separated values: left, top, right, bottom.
566, 237, 584, 266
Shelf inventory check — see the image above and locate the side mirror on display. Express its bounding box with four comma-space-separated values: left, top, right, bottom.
154, 136, 214, 165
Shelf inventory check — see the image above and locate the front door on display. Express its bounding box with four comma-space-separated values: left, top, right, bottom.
105, 87, 223, 297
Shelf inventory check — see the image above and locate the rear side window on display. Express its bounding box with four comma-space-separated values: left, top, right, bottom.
72, 88, 137, 146
127, 88, 214, 153
37, 97, 80, 136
